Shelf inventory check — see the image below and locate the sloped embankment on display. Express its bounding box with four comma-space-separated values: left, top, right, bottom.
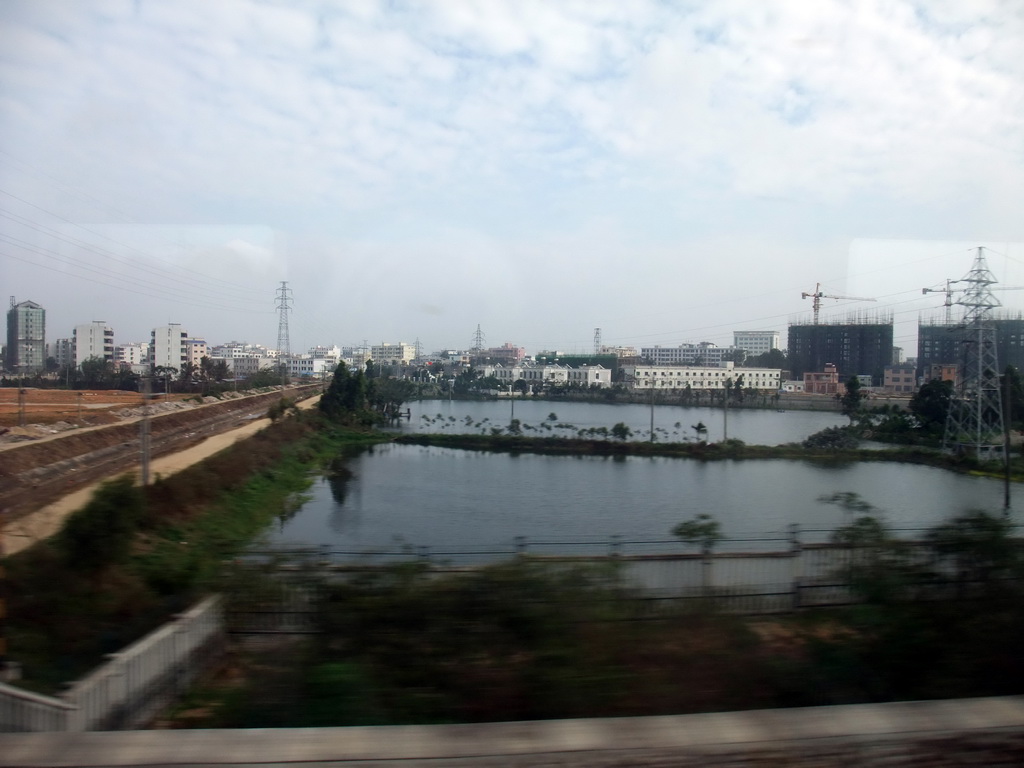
0, 387, 319, 523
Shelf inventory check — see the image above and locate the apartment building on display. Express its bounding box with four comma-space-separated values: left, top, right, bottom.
370, 342, 415, 365
72, 321, 114, 368
6, 298, 45, 374
151, 324, 188, 371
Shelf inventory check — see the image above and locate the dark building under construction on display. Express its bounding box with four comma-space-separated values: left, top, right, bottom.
917, 314, 1024, 380
788, 318, 893, 386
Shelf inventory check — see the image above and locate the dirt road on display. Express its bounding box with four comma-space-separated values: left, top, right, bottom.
1, 395, 321, 558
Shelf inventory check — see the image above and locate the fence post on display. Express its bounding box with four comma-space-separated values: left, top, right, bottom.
609, 535, 621, 558
515, 536, 527, 556
702, 542, 713, 595
789, 523, 802, 609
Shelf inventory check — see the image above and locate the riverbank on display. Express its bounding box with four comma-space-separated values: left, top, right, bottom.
3, 410, 387, 692
392, 432, 1008, 478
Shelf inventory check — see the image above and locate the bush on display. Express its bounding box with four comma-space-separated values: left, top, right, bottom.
803, 426, 859, 450
59, 475, 143, 573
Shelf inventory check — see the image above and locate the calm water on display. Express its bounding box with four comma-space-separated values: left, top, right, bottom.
264, 441, 1020, 560
386, 398, 846, 446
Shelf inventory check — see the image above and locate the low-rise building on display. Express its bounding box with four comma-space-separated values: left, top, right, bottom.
621, 363, 781, 391
803, 363, 841, 395
184, 338, 208, 367
640, 342, 741, 367
733, 331, 780, 356
370, 342, 415, 365
883, 364, 917, 394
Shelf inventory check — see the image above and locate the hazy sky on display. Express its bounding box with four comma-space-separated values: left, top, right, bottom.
2, 1, 1023, 357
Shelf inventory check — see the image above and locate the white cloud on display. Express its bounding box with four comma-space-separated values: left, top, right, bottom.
1, 0, 1022, 351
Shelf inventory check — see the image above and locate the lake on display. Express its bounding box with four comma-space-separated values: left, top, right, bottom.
264, 402, 1019, 560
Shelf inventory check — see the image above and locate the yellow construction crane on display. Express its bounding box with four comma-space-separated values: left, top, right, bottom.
801, 283, 876, 324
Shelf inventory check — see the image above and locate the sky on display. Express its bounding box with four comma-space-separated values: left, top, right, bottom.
2, 0, 1023, 358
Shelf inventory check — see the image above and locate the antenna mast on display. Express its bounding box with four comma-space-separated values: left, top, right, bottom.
943, 247, 1004, 461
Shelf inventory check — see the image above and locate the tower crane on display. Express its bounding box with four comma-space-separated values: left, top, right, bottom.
801, 283, 876, 324
922, 279, 959, 325
923, 280, 1024, 326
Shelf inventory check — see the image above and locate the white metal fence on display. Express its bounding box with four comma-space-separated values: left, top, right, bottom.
0, 595, 224, 733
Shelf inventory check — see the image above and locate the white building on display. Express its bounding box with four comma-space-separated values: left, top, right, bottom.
72, 322, 114, 368
640, 342, 740, 366
370, 342, 416, 364
226, 355, 277, 377
287, 356, 336, 378
115, 342, 150, 367
733, 331, 780, 357
210, 341, 274, 359
151, 324, 188, 372
481, 363, 611, 388
621, 362, 781, 391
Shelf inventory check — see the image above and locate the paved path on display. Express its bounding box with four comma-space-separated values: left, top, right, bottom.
1, 396, 320, 557
1, 696, 1023, 766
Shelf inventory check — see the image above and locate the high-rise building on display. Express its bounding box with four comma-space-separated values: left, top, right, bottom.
918, 316, 1024, 378
787, 321, 893, 386
6, 298, 46, 374
73, 321, 115, 369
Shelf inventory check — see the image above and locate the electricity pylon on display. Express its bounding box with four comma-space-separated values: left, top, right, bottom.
275, 281, 293, 384
943, 247, 1005, 461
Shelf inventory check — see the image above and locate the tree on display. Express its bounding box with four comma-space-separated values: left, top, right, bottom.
671, 514, 721, 554
747, 348, 787, 369
909, 378, 953, 437
320, 361, 369, 420
611, 422, 632, 441
1002, 365, 1024, 432
80, 356, 114, 388
370, 377, 417, 418
840, 376, 864, 420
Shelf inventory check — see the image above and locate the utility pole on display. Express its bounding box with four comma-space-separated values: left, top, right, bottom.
140, 376, 152, 486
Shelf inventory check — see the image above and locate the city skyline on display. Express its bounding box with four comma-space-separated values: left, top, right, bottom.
2, 2, 1023, 356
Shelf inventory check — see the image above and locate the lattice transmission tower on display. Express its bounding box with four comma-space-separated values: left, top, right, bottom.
275, 281, 293, 380
472, 324, 485, 353
594, 327, 602, 354
943, 247, 1005, 462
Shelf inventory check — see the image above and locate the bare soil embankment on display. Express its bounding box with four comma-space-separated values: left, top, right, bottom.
0, 386, 321, 529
